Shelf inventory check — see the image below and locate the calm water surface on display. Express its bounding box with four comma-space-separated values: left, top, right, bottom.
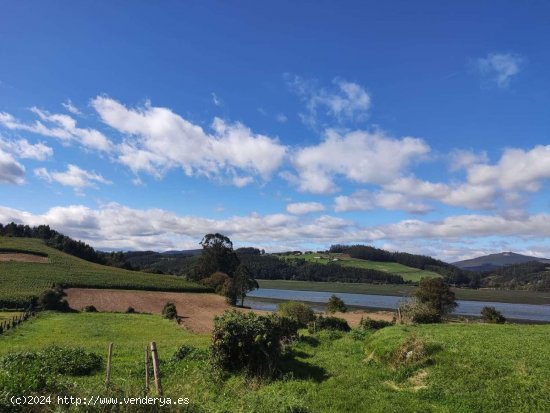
247, 288, 550, 322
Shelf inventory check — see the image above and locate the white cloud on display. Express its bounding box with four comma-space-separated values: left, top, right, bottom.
0, 108, 112, 151
232, 176, 254, 187
34, 164, 111, 190
0, 137, 53, 160
287, 75, 371, 126
449, 149, 488, 171
1, 203, 549, 260
476, 52, 523, 88
276, 113, 287, 123
0, 149, 25, 184
286, 202, 325, 215
211, 93, 222, 106
91, 96, 287, 185
290, 129, 430, 194
334, 190, 431, 214
62, 99, 82, 115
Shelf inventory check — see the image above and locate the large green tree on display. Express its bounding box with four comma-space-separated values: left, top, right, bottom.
413, 277, 457, 317
233, 264, 258, 307
191, 233, 240, 281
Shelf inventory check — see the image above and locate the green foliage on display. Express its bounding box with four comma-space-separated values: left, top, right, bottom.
0, 237, 209, 309
399, 298, 442, 323
481, 306, 506, 323
413, 277, 457, 317
277, 301, 315, 327
171, 344, 207, 362
38, 288, 70, 312
233, 264, 258, 306
326, 294, 347, 313
211, 310, 283, 378
359, 317, 393, 331
82, 305, 98, 312
162, 302, 178, 320
201, 271, 231, 293
192, 233, 240, 280
308, 315, 351, 333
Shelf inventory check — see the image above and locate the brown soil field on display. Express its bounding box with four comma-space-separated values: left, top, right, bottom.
0, 253, 48, 263
65, 288, 396, 333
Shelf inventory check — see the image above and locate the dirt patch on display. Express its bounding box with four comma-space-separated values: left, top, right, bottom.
65, 289, 396, 333
65, 288, 266, 334
327, 309, 396, 327
0, 253, 48, 263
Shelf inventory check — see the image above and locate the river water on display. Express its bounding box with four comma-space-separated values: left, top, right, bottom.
246, 288, 550, 322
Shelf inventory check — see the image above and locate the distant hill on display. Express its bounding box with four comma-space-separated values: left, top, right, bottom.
161, 249, 202, 256
453, 252, 550, 271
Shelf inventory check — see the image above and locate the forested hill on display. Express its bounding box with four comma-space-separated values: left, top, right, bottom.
329, 244, 470, 285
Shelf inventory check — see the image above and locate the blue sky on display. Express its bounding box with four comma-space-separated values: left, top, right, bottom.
1, 1, 550, 260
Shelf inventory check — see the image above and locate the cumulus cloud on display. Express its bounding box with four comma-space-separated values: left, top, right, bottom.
34, 164, 111, 190
1, 203, 549, 260
334, 190, 431, 214
286, 202, 325, 215
476, 52, 523, 88
0, 149, 25, 184
0, 137, 53, 160
287, 75, 371, 126
91, 96, 287, 185
289, 129, 430, 194
0, 108, 112, 151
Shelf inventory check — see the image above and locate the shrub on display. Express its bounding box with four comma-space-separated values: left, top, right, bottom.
171, 345, 207, 362
481, 306, 506, 324
201, 272, 231, 294
413, 277, 457, 317
327, 294, 347, 313
277, 301, 315, 327
126, 306, 136, 313
162, 302, 178, 320
399, 298, 441, 324
211, 310, 283, 378
273, 315, 300, 343
82, 305, 98, 313
359, 317, 393, 331
391, 334, 431, 369
308, 315, 350, 333
38, 288, 70, 312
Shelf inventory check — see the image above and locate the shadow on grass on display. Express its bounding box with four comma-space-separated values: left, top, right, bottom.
299, 335, 320, 347
280, 349, 328, 383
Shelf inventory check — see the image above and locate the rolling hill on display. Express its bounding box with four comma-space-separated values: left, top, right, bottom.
453, 252, 550, 271
0, 237, 210, 309
281, 253, 441, 282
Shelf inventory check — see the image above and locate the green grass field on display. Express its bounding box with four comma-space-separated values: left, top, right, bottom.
0, 237, 209, 308
257, 279, 550, 305
0, 312, 548, 412
283, 253, 441, 282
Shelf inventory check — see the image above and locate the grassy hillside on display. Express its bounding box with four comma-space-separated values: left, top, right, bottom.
0, 312, 548, 412
0, 237, 209, 308
283, 253, 441, 282
257, 279, 550, 305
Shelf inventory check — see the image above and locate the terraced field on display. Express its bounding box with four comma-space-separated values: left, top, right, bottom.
0, 237, 210, 309
283, 253, 441, 282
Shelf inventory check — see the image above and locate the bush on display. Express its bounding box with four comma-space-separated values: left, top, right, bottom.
273, 315, 300, 343
359, 317, 393, 331
327, 294, 347, 313
126, 306, 136, 313
277, 301, 315, 327
399, 299, 441, 324
82, 305, 97, 313
211, 310, 283, 378
38, 288, 70, 312
391, 334, 431, 370
201, 272, 231, 294
162, 302, 178, 320
171, 345, 207, 362
481, 306, 506, 324
308, 315, 350, 333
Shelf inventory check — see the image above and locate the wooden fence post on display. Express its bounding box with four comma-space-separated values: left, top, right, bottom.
144, 346, 150, 394
150, 342, 163, 395
105, 343, 113, 387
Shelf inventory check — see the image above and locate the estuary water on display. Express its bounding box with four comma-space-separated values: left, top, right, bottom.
246, 288, 550, 322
